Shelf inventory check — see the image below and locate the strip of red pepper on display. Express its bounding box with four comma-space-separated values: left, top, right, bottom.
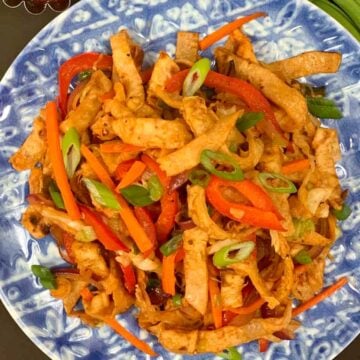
80, 205, 129, 252
205, 176, 284, 231
58, 52, 113, 117
165, 69, 286, 143
120, 264, 137, 295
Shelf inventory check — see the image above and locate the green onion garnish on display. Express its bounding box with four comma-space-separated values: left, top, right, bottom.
31, 265, 57, 290
258, 172, 297, 194
200, 149, 244, 181
332, 203, 352, 220
48, 181, 65, 210
120, 185, 154, 207
78, 70, 92, 82
293, 249, 312, 265
292, 218, 315, 238
183, 58, 211, 96
218, 347, 242, 360
213, 241, 255, 268
172, 294, 182, 307
83, 178, 121, 210
61, 127, 81, 178
148, 175, 164, 201
160, 234, 183, 257
236, 112, 264, 132
306, 96, 343, 119
189, 169, 210, 187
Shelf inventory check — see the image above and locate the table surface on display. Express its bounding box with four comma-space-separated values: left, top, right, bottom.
0, 1, 359, 359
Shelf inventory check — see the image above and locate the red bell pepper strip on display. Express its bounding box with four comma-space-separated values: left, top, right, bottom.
141, 154, 170, 189
114, 159, 137, 181
205, 176, 284, 231
120, 264, 137, 295
165, 69, 285, 142
80, 205, 129, 252
58, 52, 113, 116
134, 207, 157, 247
156, 190, 179, 245
258, 339, 269, 352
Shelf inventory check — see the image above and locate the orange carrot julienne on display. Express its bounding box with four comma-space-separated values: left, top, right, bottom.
199, 12, 267, 50
104, 317, 157, 356
281, 159, 310, 174
292, 277, 348, 317
162, 251, 177, 296
80, 144, 153, 254
208, 274, 223, 329
80, 144, 115, 189
45, 101, 80, 220
116, 161, 146, 191
228, 297, 265, 315
100, 141, 144, 154
80, 287, 94, 302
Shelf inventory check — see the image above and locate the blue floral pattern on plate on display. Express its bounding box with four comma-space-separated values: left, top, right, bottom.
0, 0, 359, 359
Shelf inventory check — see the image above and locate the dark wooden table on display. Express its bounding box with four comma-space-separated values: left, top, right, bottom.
0, 1, 359, 359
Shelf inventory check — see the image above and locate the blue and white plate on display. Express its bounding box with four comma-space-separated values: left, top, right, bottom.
0, 1, 359, 359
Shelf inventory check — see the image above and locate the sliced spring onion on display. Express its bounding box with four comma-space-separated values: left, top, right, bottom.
292, 218, 315, 238
78, 70, 92, 82
160, 234, 182, 257
48, 181, 65, 210
183, 58, 211, 96
83, 178, 121, 210
218, 347, 242, 360
120, 185, 154, 207
332, 203, 352, 220
148, 175, 164, 201
293, 249, 312, 265
306, 96, 343, 119
236, 112, 264, 132
200, 149, 244, 181
189, 169, 210, 187
61, 127, 81, 178
75, 226, 97, 242
258, 172, 297, 194
31, 265, 57, 289
172, 294, 182, 307
228, 142, 238, 153
213, 241, 255, 268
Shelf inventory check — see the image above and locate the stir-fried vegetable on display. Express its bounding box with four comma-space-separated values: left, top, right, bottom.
61, 127, 81, 178
31, 265, 57, 289
293, 249, 312, 265
120, 185, 154, 207
236, 112, 264, 132
148, 175, 164, 201
160, 234, 182, 256
48, 181, 65, 210
83, 178, 121, 210
218, 347, 242, 360
189, 169, 211, 187
306, 96, 343, 119
332, 203, 352, 220
172, 293, 182, 307
213, 241, 255, 268
200, 149, 244, 181
258, 172, 297, 194
183, 58, 211, 96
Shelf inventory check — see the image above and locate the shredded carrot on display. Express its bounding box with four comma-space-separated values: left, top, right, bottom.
104, 317, 157, 356
162, 251, 177, 296
80, 144, 153, 254
208, 266, 223, 329
45, 101, 80, 220
141, 154, 170, 188
258, 338, 269, 352
292, 277, 348, 317
116, 161, 146, 191
199, 12, 267, 50
228, 297, 265, 315
281, 159, 310, 174
114, 159, 137, 181
140, 67, 154, 84
100, 141, 144, 154
80, 287, 94, 302
80, 144, 114, 189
